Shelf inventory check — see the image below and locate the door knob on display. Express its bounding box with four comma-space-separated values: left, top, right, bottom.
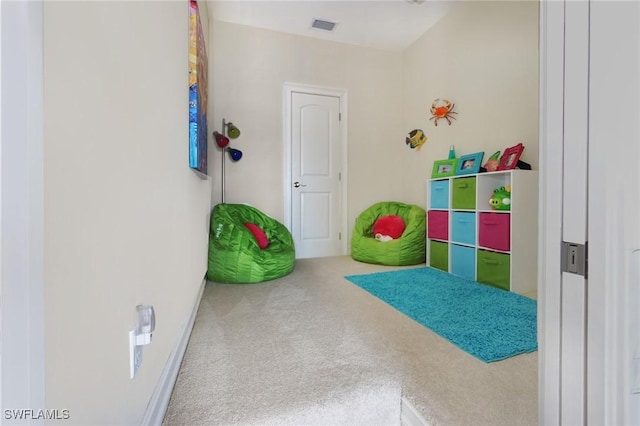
293, 181, 307, 188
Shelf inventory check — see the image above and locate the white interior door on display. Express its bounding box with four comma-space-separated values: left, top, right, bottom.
541, 1, 640, 424
287, 89, 345, 259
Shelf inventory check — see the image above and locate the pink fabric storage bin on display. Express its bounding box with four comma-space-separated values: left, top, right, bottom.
427, 210, 449, 240
478, 212, 510, 251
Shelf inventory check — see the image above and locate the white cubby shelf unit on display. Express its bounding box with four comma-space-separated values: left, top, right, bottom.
426, 169, 538, 295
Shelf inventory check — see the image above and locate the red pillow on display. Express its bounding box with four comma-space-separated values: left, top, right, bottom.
372, 215, 406, 239
244, 223, 269, 249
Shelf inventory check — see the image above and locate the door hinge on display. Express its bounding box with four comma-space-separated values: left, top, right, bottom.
339, 172, 341, 181
339, 112, 342, 121
339, 232, 342, 240
561, 241, 588, 278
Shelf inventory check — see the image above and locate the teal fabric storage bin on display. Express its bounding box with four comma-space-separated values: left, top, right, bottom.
451, 211, 476, 245
430, 180, 450, 209
451, 244, 476, 281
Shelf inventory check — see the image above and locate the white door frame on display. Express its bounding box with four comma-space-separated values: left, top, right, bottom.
283, 83, 348, 256
540, 2, 592, 422
1, 0, 46, 413
538, 1, 564, 423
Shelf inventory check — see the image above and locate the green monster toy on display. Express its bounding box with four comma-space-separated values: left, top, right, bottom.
490, 186, 511, 211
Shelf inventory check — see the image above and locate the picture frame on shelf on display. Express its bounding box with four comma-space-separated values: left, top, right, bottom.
497, 142, 525, 170
455, 152, 484, 175
431, 158, 459, 178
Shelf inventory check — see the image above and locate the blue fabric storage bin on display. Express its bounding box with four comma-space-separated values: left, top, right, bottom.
451, 211, 476, 245
451, 244, 476, 281
430, 180, 449, 209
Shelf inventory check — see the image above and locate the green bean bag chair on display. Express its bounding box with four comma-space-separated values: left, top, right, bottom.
351, 201, 426, 266
207, 203, 295, 283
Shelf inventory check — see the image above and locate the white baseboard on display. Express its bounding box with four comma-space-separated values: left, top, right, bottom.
401, 397, 429, 426
141, 277, 206, 426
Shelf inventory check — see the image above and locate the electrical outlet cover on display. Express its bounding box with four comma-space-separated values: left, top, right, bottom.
129, 330, 143, 379
633, 358, 640, 394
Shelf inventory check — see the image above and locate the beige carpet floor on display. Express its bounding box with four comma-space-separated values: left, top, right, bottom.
163, 256, 537, 425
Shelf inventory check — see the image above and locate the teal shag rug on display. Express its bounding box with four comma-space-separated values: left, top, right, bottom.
345, 267, 537, 363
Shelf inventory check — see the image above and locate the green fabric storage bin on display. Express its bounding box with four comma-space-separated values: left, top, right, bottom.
452, 177, 477, 210
476, 249, 510, 291
429, 240, 448, 271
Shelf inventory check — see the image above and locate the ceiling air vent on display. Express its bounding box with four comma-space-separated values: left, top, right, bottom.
311, 18, 337, 32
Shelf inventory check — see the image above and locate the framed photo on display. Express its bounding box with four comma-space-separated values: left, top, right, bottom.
497, 142, 525, 171
455, 152, 484, 175
431, 158, 459, 178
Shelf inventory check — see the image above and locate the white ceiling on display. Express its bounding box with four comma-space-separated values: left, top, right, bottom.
208, 1, 456, 52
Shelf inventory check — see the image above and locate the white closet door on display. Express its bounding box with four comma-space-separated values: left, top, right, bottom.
541, 1, 640, 425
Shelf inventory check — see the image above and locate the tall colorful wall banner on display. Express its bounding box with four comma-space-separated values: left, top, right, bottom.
189, 1, 208, 177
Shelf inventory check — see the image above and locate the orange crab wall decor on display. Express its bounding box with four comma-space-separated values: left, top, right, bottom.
430, 98, 457, 126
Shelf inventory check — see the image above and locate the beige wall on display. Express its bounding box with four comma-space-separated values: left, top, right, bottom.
43, 2, 211, 424
402, 1, 539, 205
211, 0, 538, 231
210, 21, 404, 226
